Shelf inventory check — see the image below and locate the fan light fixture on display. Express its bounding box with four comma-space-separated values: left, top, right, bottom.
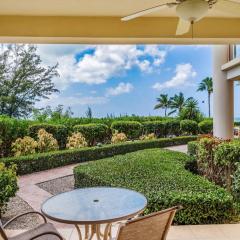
121, 0, 240, 36
176, 0, 209, 23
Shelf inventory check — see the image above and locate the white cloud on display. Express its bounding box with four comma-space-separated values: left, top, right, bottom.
144, 45, 167, 66
37, 44, 168, 89
152, 63, 197, 91
106, 82, 134, 96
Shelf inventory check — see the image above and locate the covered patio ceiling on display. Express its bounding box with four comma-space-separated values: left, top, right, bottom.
0, 0, 240, 44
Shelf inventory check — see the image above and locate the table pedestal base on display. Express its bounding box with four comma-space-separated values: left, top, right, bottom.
75, 223, 112, 240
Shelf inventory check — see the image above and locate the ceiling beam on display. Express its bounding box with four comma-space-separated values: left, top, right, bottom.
0, 15, 240, 44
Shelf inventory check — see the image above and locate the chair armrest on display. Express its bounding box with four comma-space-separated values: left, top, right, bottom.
3, 211, 47, 228
30, 231, 64, 240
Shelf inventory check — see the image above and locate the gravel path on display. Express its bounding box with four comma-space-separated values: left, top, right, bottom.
37, 175, 75, 195
2, 196, 42, 230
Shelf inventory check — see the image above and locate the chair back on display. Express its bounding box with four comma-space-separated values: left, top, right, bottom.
116, 206, 179, 240
0, 220, 8, 240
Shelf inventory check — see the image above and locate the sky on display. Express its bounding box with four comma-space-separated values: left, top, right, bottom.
35, 44, 240, 118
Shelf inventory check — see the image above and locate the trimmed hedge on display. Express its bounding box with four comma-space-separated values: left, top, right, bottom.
142, 121, 165, 138
198, 120, 213, 134
187, 141, 198, 157
74, 148, 235, 224
28, 123, 68, 149
164, 119, 181, 136
180, 120, 198, 135
111, 121, 143, 139
73, 123, 109, 146
1, 136, 196, 175
0, 116, 29, 157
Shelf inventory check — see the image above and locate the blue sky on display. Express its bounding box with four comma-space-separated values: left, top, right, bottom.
36, 44, 240, 118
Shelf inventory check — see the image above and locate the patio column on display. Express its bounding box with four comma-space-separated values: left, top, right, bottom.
213, 45, 234, 139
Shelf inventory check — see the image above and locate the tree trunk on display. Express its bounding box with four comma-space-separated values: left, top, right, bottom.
165, 108, 167, 117
208, 92, 211, 117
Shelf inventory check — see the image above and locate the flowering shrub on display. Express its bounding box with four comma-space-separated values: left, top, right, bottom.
111, 132, 127, 144
139, 133, 156, 141
37, 129, 59, 152
11, 136, 37, 157
66, 132, 88, 149
197, 137, 223, 181
0, 163, 18, 215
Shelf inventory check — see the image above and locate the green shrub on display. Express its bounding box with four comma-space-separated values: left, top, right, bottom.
197, 137, 224, 186
185, 157, 199, 174
74, 148, 235, 224
187, 141, 198, 157
0, 163, 18, 215
232, 162, 240, 200
198, 120, 213, 134
73, 123, 109, 146
180, 120, 198, 135
29, 123, 68, 149
164, 119, 181, 136
214, 141, 240, 190
142, 121, 165, 138
0, 116, 29, 157
111, 121, 143, 139
1, 136, 196, 175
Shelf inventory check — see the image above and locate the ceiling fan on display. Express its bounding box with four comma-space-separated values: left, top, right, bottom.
121, 0, 240, 35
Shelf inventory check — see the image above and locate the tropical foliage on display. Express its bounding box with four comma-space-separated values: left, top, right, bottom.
154, 94, 171, 116
197, 77, 213, 117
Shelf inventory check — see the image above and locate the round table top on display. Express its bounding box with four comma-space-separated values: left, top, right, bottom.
41, 187, 147, 224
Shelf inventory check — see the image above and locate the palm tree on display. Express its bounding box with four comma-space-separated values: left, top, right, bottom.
197, 77, 213, 117
154, 94, 171, 117
180, 98, 202, 121
169, 92, 193, 115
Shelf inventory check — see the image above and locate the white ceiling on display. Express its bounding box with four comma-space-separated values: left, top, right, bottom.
0, 0, 239, 17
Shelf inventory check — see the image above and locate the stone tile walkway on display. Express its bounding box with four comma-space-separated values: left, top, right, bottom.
9, 145, 240, 240
164, 144, 188, 153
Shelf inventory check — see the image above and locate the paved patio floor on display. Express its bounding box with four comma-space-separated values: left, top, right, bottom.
10, 145, 240, 240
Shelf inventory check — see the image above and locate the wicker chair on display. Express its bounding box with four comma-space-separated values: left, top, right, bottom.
0, 211, 64, 240
115, 206, 180, 240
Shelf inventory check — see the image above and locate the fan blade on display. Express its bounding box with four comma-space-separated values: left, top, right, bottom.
176, 18, 191, 35
121, 3, 176, 21
214, 0, 240, 16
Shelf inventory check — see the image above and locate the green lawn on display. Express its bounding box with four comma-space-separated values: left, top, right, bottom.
74, 148, 235, 224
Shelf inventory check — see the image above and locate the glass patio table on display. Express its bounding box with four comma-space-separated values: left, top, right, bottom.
41, 187, 147, 240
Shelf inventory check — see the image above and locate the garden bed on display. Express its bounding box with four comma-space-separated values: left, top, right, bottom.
74, 148, 235, 225
1, 136, 196, 175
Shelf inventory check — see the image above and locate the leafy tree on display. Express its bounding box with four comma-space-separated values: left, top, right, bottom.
169, 92, 193, 115
179, 98, 203, 122
0, 44, 59, 118
50, 105, 73, 121
154, 94, 171, 117
197, 77, 213, 117
85, 106, 93, 119
32, 105, 73, 122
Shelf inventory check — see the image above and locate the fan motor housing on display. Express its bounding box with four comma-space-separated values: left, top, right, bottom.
176, 0, 210, 22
